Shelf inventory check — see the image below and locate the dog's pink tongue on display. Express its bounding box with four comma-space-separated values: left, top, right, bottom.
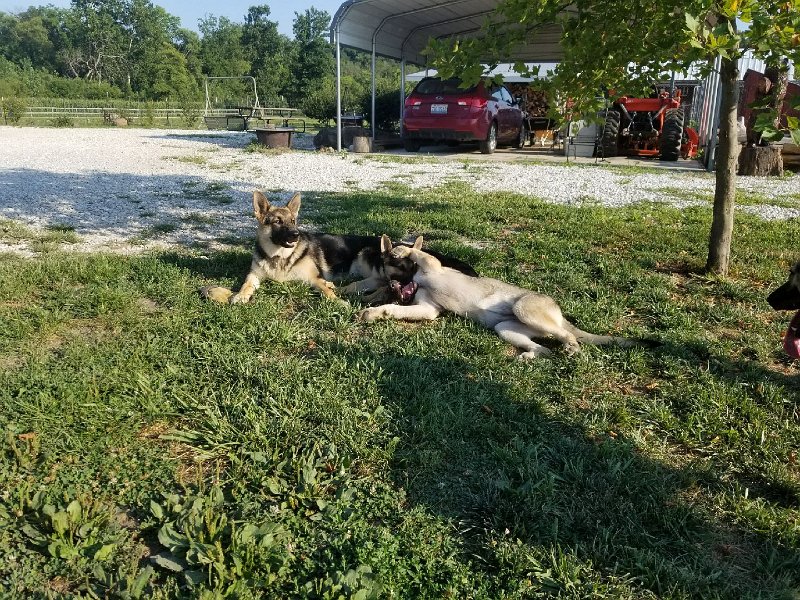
784, 311, 800, 360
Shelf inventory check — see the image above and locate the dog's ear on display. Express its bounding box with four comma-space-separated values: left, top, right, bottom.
413, 236, 423, 249
380, 234, 392, 254
286, 192, 301, 219
253, 191, 271, 224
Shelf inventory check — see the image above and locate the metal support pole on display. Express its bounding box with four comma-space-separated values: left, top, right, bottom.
399, 58, 405, 136
371, 39, 377, 141
335, 29, 342, 152
705, 56, 723, 171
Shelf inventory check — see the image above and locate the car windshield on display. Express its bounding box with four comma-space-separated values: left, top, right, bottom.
414, 78, 478, 95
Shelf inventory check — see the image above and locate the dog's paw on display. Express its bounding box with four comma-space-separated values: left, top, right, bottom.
229, 293, 251, 305
518, 347, 552, 360
200, 286, 233, 304
390, 245, 412, 259
563, 342, 581, 356
358, 307, 383, 322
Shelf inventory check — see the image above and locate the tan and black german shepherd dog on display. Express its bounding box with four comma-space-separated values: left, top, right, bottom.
201, 192, 477, 304
360, 236, 642, 359
767, 261, 800, 359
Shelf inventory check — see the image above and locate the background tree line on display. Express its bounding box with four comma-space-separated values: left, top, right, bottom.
0, 0, 406, 127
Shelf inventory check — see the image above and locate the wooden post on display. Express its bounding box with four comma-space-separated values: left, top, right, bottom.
352, 135, 373, 153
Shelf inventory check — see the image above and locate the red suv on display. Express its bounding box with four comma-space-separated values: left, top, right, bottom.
402, 77, 527, 153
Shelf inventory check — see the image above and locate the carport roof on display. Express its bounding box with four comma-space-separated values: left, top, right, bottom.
329, 0, 565, 66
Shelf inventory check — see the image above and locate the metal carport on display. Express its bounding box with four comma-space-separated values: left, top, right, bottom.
329, 0, 566, 150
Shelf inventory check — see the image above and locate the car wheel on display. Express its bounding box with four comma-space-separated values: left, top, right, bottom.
480, 122, 497, 154
403, 139, 421, 152
513, 122, 528, 149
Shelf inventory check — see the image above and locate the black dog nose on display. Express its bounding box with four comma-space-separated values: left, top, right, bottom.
287, 230, 300, 240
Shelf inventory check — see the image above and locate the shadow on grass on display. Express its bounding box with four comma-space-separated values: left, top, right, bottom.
352, 345, 800, 597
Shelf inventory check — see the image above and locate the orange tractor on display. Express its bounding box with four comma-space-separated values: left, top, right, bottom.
600, 89, 699, 161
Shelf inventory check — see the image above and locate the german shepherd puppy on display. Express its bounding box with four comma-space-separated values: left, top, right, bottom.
201, 192, 477, 304
767, 261, 800, 359
360, 236, 639, 359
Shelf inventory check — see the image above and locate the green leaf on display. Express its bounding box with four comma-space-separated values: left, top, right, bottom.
158, 522, 188, 550
65, 500, 82, 524
786, 116, 799, 131
130, 567, 154, 598
150, 500, 164, 521
184, 570, 205, 587
78, 523, 93, 538
51, 511, 69, 536
48, 540, 77, 559
238, 523, 259, 544
93, 543, 115, 561
150, 552, 185, 572
685, 13, 700, 33
790, 128, 800, 146
21, 523, 47, 545
761, 127, 785, 142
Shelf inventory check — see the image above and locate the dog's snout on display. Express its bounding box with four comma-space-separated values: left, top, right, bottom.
768, 281, 800, 311
287, 229, 300, 240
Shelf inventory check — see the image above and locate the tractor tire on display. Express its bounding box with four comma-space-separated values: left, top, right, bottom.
600, 109, 621, 158
660, 107, 684, 161
480, 121, 498, 154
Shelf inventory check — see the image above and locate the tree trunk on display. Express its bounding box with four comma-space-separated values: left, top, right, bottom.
706, 53, 740, 277
738, 146, 784, 176
767, 63, 789, 131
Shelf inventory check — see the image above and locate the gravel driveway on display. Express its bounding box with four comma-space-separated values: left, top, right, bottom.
1, 126, 798, 255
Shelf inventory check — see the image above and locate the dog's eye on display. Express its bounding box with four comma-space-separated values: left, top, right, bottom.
274, 217, 283, 225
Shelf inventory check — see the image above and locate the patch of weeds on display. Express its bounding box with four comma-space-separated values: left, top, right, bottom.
0, 218, 35, 242
736, 190, 800, 209
15, 492, 121, 563
0, 219, 79, 252
243, 142, 292, 155
148, 486, 289, 594
169, 155, 207, 166
180, 181, 234, 205
138, 222, 178, 239
181, 213, 216, 227
655, 186, 713, 203
366, 154, 434, 165
50, 115, 74, 128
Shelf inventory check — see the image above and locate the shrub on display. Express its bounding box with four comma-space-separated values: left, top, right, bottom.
50, 115, 74, 128
301, 79, 337, 126
358, 86, 403, 132
141, 102, 156, 127
1, 97, 27, 125
180, 101, 201, 129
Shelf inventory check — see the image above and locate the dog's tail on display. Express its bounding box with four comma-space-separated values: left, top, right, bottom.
565, 323, 658, 348
199, 285, 235, 304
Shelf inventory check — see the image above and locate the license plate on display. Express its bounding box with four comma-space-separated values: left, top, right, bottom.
430, 103, 448, 114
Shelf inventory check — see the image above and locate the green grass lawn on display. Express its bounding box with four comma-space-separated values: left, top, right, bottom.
1, 184, 799, 599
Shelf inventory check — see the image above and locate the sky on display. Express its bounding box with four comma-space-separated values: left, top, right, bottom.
0, 0, 344, 36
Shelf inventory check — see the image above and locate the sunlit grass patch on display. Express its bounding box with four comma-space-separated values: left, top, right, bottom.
0, 188, 798, 598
